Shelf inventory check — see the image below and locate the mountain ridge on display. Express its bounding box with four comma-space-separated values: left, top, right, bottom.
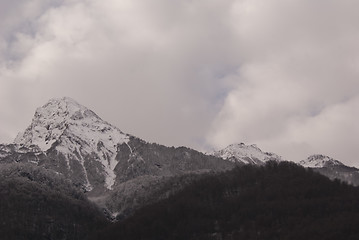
1, 97, 359, 218
2, 97, 235, 218
2, 97, 359, 239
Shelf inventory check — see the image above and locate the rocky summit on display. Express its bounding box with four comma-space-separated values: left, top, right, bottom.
211, 142, 283, 165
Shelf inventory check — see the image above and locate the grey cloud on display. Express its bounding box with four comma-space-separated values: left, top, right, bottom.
0, 0, 240, 148
1, 0, 359, 166
207, 0, 359, 166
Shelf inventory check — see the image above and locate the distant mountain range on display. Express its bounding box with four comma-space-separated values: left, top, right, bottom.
2, 97, 359, 239
212, 143, 359, 187
1, 97, 359, 224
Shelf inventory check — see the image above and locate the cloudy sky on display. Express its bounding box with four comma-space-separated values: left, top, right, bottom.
1, 0, 359, 166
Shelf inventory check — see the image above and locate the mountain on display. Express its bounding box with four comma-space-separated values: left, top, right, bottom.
2, 97, 359, 220
299, 154, 344, 168
3, 97, 359, 239
14, 97, 132, 191
211, 143, 283, 165
300, 154, 359, 186
2, 97, 235, 217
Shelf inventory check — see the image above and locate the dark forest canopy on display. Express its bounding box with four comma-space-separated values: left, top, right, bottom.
2, 162, 359, 240
0, 163, 107, 240
89, 161, 359, 240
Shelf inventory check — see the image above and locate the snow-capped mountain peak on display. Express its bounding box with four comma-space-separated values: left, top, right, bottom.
14, 97, 132, 190
15, 97, 101, 150
211, 143, 283, 165
15, 97, 128, 151
299, 154, 344, 168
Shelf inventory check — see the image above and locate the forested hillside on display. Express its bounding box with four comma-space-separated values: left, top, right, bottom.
89, 162, 359, 240
0, 164, 107, 240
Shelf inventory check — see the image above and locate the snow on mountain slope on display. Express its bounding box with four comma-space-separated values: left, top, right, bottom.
299, 154, 344, 168
211, 143, 283, 165
14, 97, 132, 190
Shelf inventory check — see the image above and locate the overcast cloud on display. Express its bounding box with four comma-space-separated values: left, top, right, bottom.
1, 0, 359, 166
